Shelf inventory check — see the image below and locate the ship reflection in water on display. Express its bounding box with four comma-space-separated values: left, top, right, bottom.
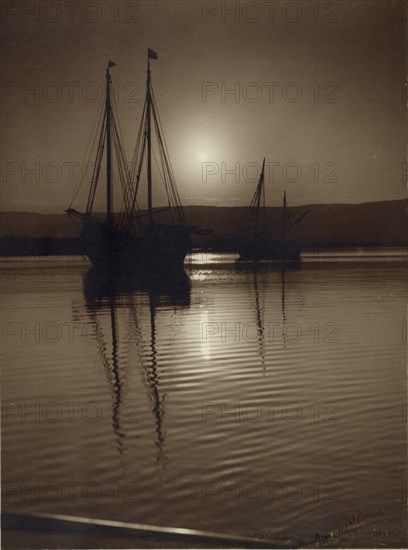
83, 267, 191, 462
1, 252, 406, 547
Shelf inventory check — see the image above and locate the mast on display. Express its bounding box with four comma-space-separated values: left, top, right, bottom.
253, 158, 265, 241
146, 53, 153, 232
106, 61, 115, 226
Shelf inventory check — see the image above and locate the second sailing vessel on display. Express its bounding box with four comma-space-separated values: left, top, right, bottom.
67, 50, 194, 274
238, 158, 309, 262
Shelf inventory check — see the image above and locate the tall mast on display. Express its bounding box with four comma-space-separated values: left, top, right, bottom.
146, 54, 153, 232
106, 61, 115, 226
145, 49, 158, 232
253, 158, 265, 241
282, 190, 287, 239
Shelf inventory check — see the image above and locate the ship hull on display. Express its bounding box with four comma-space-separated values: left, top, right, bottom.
238, 240, 302, 262
81, 217, 191, 274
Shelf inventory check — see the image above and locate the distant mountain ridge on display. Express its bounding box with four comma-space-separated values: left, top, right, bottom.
0, 199, 407, 247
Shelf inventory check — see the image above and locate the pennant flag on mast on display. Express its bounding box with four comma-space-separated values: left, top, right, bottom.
108, 60, 117, 68
148, 48, 158, 60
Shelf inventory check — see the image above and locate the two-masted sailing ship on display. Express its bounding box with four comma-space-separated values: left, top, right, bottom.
66, 50, 196, 274
238, 158, 309, 262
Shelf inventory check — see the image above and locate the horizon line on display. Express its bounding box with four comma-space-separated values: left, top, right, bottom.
0, 197, 407, 216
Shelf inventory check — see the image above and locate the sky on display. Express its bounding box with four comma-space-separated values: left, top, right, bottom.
1, 0, 407, 212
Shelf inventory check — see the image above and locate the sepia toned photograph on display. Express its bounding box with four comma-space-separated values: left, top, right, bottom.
1, 0, 407, 548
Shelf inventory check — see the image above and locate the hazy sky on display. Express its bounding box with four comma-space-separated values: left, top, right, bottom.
1, 0, 407, 212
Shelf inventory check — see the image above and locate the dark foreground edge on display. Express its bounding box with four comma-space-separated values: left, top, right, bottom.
2, 511, 294, 549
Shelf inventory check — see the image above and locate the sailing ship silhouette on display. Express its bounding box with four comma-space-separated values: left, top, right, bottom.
67, 50, 207, 275
238, 158, 310, 262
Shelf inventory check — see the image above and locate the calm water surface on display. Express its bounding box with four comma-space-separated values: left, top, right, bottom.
1, 251, 407, 547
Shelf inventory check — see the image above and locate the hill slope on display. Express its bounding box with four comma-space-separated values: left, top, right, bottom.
0, 199, 407, 247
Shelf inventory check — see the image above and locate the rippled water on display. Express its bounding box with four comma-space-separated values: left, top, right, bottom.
1, 252, 407, 547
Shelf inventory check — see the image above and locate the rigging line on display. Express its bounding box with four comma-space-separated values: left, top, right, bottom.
154, 143, 174, 223
128, 100, 147, 200
87, 136, 106, 214
149, 100, 171, 186
243, 179, 263, 240
164, 158, 185, 223
130, 99, 147, 181
70, 102, 104, 209
128, 144, 147, 230
158, 147, 180, 224
66, 212, 82, 231
111, 120, 132, 213
151, 128, 172, 206
112, 135, 129, 228
154, 126, 176, 207
113, 117, 131, 181
70, 89, 106, 208
111, 92, 129, 161
112, 112, 131, 179
86, 142, 103, 213
86, 115, 107, 214
111, 114, 135, 230
85, 109, 106, 212
150, 89, 186, 223
128, 131, 147, 233
245, 190, 257, 234
150, 123, 166, 186
157, 127, 182, 212
129, 103, 146, 186
109, 88, 133, 229
155, 143, 175, 224
152, 147, 171, 205
151, 109, 183, 225
152, 122, 183, 216
129, 112, 148, 218
113, 132, 134, 229
124, 149, 144, 231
